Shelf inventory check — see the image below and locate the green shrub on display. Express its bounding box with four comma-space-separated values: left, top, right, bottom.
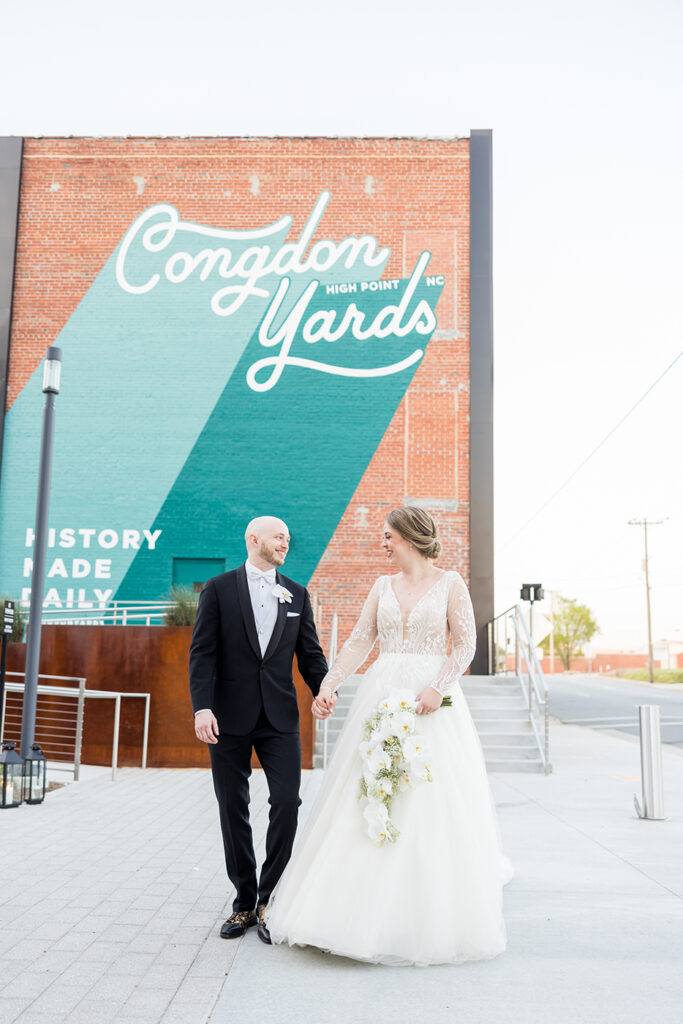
618, 668, 683, 684
0, 596, 27, 643
163, 585, 199, 626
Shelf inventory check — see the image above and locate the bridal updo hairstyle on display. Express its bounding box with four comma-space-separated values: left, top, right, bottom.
386, 506, 442, 561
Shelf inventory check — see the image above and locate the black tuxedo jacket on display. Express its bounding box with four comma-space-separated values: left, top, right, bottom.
188, 564, 328, 735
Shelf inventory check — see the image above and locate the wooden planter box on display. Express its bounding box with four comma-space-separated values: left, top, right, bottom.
7, 626, 315, 769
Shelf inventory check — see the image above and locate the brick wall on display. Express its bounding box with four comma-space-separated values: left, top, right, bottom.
6, 136, 471, 658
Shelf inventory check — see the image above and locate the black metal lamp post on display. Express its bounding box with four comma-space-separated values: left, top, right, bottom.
0, 600, 14, 741
1, 742, 24, 809
20, 347, 61, 780
22, 743, 47, 804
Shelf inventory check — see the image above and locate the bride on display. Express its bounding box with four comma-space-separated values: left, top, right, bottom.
266, 506, 514, 966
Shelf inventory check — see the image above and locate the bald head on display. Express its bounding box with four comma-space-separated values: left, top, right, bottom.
245, 516, 290, 570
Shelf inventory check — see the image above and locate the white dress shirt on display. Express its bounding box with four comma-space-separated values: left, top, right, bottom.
245, 560, 279, 656
194, 561, 279, 717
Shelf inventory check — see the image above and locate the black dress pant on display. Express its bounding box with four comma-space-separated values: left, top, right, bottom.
209, 704, 302, 912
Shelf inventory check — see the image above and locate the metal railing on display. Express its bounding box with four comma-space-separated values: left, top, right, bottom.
2, 672, 151, 781
20, 600, 173, 627
320, 612, 339, 770
487, 604, 552, 773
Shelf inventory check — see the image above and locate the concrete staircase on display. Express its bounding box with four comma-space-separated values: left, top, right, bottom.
313, 673, 546, 772
460, 674, 545, 772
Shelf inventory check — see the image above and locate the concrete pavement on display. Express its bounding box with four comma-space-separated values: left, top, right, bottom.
1, 716, 682, 1024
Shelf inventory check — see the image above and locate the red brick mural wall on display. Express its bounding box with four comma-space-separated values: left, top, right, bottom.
6, 137, 471, 658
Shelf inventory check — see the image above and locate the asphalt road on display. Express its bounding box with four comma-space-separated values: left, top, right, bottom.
546, 673, 683, 749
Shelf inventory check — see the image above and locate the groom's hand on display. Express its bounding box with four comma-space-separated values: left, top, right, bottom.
195, 710, 219, 744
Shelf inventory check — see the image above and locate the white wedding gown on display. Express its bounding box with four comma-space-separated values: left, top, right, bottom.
266, 569, 514, 966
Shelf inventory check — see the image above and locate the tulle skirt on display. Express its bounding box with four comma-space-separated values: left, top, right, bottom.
266, 653, 515, 966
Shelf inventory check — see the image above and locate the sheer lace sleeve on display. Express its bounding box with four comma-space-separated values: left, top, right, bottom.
321, 577, 382, 691
429, 571, 477, 696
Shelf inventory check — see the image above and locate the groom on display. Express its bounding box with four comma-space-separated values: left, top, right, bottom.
189, 516, 335, 945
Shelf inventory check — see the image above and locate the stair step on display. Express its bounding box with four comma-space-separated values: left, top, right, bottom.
479, 734, 538, 747
316, 720, 345, 734
464, 695, 527, 708
485, 758, 546, 773
473, 733, 536, 749
334, 698, 356, 711
313, 672, 547, 773
458, 679, 524, 696
481, 744, 540, 758
470, 708, 530, 720
475, 721, 534, 735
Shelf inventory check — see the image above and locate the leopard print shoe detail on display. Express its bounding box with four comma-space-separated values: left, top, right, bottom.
220, 908, 256, 939
256, 903, 272, 945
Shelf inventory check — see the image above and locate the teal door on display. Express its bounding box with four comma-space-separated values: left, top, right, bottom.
172, 558, 225, 592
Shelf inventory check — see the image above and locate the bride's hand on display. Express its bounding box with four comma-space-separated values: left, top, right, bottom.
415, 687, 443, 715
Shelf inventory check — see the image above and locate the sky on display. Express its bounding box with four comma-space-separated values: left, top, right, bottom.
2, 0, 682, 653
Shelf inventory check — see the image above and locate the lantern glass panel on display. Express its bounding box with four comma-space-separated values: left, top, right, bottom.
10, 764, 23, 806
0, 743, 24, 808
23, 745, 47, 804
31, 760, 45, 802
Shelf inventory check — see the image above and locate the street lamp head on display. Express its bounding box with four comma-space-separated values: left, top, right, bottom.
42, 346, 62, 394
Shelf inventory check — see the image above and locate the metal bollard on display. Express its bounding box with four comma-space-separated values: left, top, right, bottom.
633, 705, 666, 820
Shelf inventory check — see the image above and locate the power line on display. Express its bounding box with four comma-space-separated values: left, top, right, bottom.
496, 349, 683, 551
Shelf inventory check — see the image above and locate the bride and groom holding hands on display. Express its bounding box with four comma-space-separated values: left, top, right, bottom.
189, 508, 513, 966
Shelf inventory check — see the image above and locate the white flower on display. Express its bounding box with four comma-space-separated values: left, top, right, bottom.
363, 800, 388, 826
272, 584, 293, 604
366, 746, 391, 775
358, 740, 375, 763
413, 760, 434, 783
380, 690, 416, 714
368, 819, 390, 846
395, 690, 419, 712
402, 736, 429, 763
388, 710, 415, 736
358, 692, 433, 848
371, 717, 394, 742
369, 777, 393, 800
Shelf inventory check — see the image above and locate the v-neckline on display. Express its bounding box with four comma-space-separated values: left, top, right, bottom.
388, 570, 447, 628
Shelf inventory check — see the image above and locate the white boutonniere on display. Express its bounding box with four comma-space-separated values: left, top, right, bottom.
272, 584, 293, 604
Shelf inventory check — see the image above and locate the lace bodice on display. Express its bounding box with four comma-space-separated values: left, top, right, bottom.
322, 570, 477, 696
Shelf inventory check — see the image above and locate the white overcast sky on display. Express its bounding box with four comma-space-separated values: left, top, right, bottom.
2, 0, 682, 652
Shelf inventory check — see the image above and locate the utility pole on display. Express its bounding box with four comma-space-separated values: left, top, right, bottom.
628, 517, 666, 684
548, 589, 555, 674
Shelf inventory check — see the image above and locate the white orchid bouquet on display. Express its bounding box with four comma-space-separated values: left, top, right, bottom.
358, 689, 436, 847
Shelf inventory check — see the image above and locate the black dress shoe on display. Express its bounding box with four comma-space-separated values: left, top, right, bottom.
257, 903, 271, 945
220, 909, 256, 939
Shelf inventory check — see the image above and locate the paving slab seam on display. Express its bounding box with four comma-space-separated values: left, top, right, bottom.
498, 774, 683, 901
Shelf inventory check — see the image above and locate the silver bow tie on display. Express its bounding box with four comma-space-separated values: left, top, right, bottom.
246, 566, 276, 583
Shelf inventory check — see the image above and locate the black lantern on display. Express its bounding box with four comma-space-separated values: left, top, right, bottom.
23, 743, 47, 804
1, 742, 24, 808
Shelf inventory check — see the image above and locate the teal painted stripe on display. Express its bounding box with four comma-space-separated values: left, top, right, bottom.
117, 275, 443, 597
